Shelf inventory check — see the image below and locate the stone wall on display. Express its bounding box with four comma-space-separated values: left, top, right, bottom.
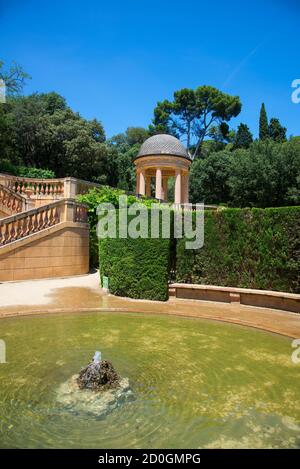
0, 222, 89, 281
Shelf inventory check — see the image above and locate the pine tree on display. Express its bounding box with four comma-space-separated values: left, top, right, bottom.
233, 123, 253, 149
259, 103, 269, 140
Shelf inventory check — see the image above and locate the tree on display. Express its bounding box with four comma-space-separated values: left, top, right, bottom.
188, 138, 300, 208
2, 92, 109, 182
233, 123, 253, 149
269, 118, 287, 143
228, 140, 288, 207
151, 86, 241, 158
108, 127, 149, 191
190, 150, 232, 204
125, 127, 149, 145
0, 60, 30, 95
259, 103, 269, 140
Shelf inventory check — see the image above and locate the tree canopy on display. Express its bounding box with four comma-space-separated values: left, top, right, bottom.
151, 86, 241, 158
269, 117, 287, 143
233, 123, 253, 149
0, 60, 30, 95
0, 92, 114, 183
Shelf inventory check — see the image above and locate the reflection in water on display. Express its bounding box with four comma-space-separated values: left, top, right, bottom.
0, 312, 299, 448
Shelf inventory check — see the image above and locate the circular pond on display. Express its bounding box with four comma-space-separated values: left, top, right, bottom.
0, 312, 299, 448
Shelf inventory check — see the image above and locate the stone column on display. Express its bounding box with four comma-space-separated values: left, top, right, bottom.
162, 177, 168, 202
136, 170, 140, 195
175, 169, 182, 204
139, 170, 146, 196
146, 176, 151, 197
185, 172, 189, 204
64, 177, 77, 199
155, 168, 162, 200
183, 172, 189, 204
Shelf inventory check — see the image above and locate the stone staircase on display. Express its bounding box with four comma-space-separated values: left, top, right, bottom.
0, 173, 98, 282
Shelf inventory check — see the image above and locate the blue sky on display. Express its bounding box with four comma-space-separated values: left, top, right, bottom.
1, 0, 299, 138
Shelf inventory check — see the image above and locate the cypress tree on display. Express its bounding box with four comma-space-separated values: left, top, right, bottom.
259, 103, 269, 140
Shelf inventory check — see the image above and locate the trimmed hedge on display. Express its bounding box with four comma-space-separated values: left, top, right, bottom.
176, 207, 300, 293
99, 209, 172, 301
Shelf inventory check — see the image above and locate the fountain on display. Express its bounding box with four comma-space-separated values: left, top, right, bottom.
56, 351, 132, 417
77, 351, 121, 391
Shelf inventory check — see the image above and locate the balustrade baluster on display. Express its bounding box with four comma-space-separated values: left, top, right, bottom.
37, 211, 43, 231
7, 222, 15, 243
15, 219, 21, 240
42, 209, 48, 229
25, 215, 32, 236
32, 213, 38, 232
0, 225, 4, 245
3, 223, 9, 244
54, 207, 59, 224
20, 217, 27, 238
48, 207, 54, 226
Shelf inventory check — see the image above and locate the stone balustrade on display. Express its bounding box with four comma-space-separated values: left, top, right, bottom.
0, 175, 64, 197
0, 199, 88, 247
0, 184, 27, 214
0, 173, 101, 201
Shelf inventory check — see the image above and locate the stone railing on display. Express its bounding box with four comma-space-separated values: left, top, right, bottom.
75, 178, 101, 196
172, 203, 218, 211
0, 184, 28, 214
0, 173, 100, 200
0, 199, 88, 247
0, 175, 64, 197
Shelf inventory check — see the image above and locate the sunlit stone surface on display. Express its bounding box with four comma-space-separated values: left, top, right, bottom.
56, 375, 132, 417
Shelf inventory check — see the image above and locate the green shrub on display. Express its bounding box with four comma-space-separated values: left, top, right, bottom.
78, 186, 158, 267
176, 206, 300, 293
17, 166, 55, 179
0, 160, 55, 179
99, 209, 172, 301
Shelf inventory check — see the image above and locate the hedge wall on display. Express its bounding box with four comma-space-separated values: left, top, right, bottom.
99, 209, 172, 301
176, 207, 300, 294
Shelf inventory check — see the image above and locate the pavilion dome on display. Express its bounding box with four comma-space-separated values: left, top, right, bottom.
135, 134, 190, 160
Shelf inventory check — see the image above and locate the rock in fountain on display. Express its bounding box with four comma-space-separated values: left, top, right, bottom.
77, 351, 120, 391
56, 351, 132, 417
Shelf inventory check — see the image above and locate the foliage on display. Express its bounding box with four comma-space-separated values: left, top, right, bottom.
151, 86, 241, 158
99, 209, 172, 301
0, 159, 55, 178
259, 102, 269, 140
190, 151, 232, 204
108, 127, 149, 191
17, 166, 55, 178
0, 60, 30, 95
233, 123, 253, 149
269, 118, 287, 143
190, 139, 300, 207
176, 207, 300, 293
77, 186, 158, 266
0, 92, 111, 183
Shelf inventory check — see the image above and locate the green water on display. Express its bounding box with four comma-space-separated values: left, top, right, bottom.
0, 312, 299, 448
